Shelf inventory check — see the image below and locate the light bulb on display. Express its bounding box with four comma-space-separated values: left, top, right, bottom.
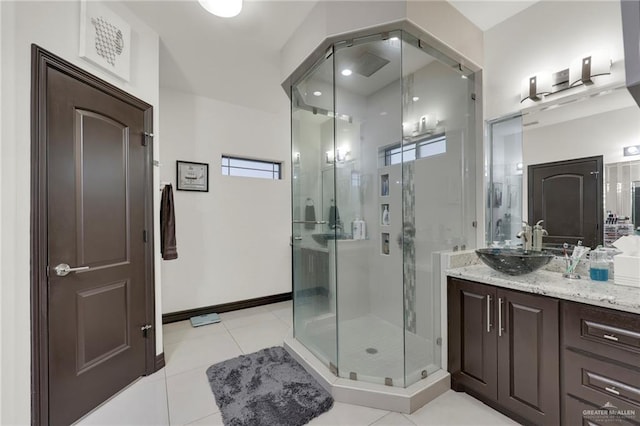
198, 0, 242, 18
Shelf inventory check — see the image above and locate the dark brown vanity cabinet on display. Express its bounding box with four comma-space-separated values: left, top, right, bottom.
448, 278, 560, 426
562, 302, 640, 425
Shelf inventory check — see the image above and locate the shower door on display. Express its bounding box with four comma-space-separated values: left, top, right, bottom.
333, 33, 406, 386
400, 33, 477, 386
291, 53, 337, 371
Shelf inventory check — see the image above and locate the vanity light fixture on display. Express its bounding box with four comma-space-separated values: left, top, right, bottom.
325, 148, 351, 163
325, 150, 334, 163
569, 52, 612, 87
419, 114, 437, 133
520, 73, 552, 102
198, 0, 242, 18
520, 51, 612, 102
624, 145, 640, 157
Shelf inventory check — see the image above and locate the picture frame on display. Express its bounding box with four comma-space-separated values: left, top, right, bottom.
79, 0, 132, 81
176, 161, 209, 192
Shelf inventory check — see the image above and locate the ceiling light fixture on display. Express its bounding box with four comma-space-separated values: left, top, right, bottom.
198, 0, 242, 18
313, 91, 322, 97
412, 96, 420, 102
341, 69, 353, 76
624, 145, 640, 156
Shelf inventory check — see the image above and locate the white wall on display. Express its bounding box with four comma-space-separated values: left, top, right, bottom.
406, 1, 483, 68
0, 1, 160, 423
159, 88, 291, 314
484, 1, 626, 120
524, 107, 640, 167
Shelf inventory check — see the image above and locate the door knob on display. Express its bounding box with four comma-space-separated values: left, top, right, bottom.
54, 263, 90, 277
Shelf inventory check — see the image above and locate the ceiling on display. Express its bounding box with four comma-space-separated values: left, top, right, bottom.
122, 0, 318, 112
122, 0, 539, 111
448, 0, 538, 31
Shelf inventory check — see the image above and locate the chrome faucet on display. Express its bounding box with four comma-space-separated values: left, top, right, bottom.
532, 220, 548, 251
516, 221, 533, 251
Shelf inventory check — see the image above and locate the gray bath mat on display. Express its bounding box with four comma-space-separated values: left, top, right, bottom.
206, 346, 333, 426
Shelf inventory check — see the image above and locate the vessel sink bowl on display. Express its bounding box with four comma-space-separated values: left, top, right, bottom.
475, 248, 555, 276
311, 232, 353, 246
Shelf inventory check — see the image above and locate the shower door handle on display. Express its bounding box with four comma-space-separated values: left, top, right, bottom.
293, 220, 328, 224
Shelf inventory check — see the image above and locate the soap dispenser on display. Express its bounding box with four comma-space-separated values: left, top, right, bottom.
532, 220, 548, 251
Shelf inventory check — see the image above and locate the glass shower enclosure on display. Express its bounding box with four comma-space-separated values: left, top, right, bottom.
291, 30, 477, 388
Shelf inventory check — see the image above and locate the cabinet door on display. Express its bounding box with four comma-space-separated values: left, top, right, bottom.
497, 289, 560, 426
448, 278, 498, 400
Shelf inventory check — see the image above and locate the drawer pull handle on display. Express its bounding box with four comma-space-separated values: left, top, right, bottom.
605, 386, 620, 395
603, 334, 619, 342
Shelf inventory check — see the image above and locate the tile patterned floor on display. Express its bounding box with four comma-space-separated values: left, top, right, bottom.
77, 301, 519, 425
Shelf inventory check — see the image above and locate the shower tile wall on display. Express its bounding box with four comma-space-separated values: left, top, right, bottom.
402, 161, 417, 333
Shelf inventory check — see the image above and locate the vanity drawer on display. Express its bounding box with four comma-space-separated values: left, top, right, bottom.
565, 349, 640, 414
565, 395, 639, 426
563, 301, 640, 367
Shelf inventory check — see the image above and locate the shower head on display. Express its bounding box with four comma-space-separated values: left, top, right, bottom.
352, 51, 390, 77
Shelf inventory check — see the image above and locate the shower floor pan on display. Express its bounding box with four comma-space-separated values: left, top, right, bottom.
286, 315, 449, 413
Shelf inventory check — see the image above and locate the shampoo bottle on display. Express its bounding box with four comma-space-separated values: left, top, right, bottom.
382, 206, 390, 226
352, 218, 361, 240
359, 218, 366, 240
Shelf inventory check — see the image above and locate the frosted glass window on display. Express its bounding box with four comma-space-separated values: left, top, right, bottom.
384, 134, 446, 165
221, 156, 281, 180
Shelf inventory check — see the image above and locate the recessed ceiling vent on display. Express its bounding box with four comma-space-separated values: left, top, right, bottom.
353, 51, 390, 77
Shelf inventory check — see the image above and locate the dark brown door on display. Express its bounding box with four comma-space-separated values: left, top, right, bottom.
448, 278, 498, 400
528, 156, 603, 248
32, 47, 154, 426
497, 288, 560, 426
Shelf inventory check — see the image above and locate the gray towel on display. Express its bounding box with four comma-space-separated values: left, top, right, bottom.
161, 184, 178, 260
304, 205, 316, 229
329, 205, 340, 229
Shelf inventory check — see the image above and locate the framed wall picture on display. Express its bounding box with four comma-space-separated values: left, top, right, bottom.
79, 0, 132, 81
177, 161, 209, 192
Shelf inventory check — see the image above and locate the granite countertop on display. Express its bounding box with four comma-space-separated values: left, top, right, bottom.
447, 264, 640, 315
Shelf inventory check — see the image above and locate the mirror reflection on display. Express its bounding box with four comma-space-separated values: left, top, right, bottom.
488, 87, 640, 249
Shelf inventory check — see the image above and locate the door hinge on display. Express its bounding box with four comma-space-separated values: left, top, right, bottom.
143, 229, 148, 243
471, 93, 476, 101
472, 221, 477, 228
141, 324, 153, 338
142, 132, 154, 146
